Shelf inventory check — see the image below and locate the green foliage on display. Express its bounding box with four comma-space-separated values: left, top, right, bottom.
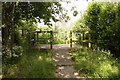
73, 17, 88, 32
14, 2, 63, 24
53, 31, 69, 44
72, 15, 90, 45
2, 49, 56, 78
13, 30, 21, 46
83, 2, 120, 56
52, 25, 70, 44
32, 26, 52, 44
17, 19, 37, 31
2, 46, 23, 65
37, 33, 51, 44
12, 46, 23, 57
72, 48, 120, 78
2, 2, 67, 58
33, 26, 69, 44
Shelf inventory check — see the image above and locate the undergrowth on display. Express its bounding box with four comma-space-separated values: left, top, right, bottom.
2, 49, 56, 78
71, 48, 120, 79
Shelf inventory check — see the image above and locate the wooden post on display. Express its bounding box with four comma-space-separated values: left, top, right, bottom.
65, 31, 67, 44
22, 29, 24, 37
37, 32, 38, 44
79, 33, 81, 45
50, 31, 53, 49
70, 31, 72, 48
88, 32, 91, 49
31, 32, 35, 46
32, 32, 34, 46
83, 32, 84, 40
28, 32, 30, 46
33, 32, 35, 45
81, 32, 83, 47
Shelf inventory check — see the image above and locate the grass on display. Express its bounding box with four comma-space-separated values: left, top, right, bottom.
71, 48, 120, 78
2, 49, 56, 78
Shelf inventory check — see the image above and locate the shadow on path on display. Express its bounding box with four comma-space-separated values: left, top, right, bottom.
33, 44, 85, 79
52, 44, 85, 79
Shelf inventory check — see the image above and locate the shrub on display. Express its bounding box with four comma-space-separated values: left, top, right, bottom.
2, 46, 23, 64
83, 2, 120, 57
13, 30, 21, 46
12, 46, 23, 57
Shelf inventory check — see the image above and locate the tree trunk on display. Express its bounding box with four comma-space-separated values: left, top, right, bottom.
2, 2, 15, 51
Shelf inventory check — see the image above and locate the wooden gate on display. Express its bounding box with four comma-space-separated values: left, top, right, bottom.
70, 30, 92, 49
31, 30, 53, 49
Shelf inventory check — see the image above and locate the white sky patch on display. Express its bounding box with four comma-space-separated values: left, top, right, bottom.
94, 0, 118, 2
59, 0, 90, 28
37, 0, 91, 29
36, 18, 44, 29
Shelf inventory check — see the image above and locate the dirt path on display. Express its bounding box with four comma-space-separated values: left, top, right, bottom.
33, 44, 85, 79
52, 44, 85, 79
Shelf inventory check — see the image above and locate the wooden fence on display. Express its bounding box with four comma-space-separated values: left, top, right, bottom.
29, 30, 92, 49
70, 30, 92, 49
31, 30, 53, 49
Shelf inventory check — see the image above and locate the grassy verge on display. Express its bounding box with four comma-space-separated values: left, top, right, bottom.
71, 48, 120, 78
2, 49, 56, 78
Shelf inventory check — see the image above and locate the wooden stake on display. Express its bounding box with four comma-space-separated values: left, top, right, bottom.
70, 31, 72, 49
50, 31, 53, 49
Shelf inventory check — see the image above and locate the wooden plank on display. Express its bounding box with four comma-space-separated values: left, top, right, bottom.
34, 30, 52, 33
72, 40, 79, 42
72, 40, 92, 42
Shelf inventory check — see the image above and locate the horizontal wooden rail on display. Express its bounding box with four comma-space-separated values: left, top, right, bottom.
34, 31, 52, 33
37, 38, 51, 40
31, 30, 53, 49
72, 40, 92, 42
70, 30, 92, 49
81, 40, 92, 42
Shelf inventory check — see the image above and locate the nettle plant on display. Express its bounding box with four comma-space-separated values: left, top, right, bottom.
2, 46, 23, 64
12, 46, 23, 57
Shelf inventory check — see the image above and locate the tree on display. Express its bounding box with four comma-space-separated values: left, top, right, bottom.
83, 2, 119, 57
2, 2, 67, 49
2, 2, 15, 50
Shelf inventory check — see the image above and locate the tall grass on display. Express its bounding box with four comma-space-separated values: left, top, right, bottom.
71, 48, 120, 78
2, 49, 56, 78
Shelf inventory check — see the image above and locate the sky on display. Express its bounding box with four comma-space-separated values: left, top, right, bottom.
37, 0, 91, 29
37, 0, 119, 29
59, 0, 91, 28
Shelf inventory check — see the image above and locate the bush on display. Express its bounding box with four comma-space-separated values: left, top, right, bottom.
83, 2, 120, 57
12, 46, 23, 57
2, 46, 23, 64
71, 48, 120, 78
14, 30, 21, 46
